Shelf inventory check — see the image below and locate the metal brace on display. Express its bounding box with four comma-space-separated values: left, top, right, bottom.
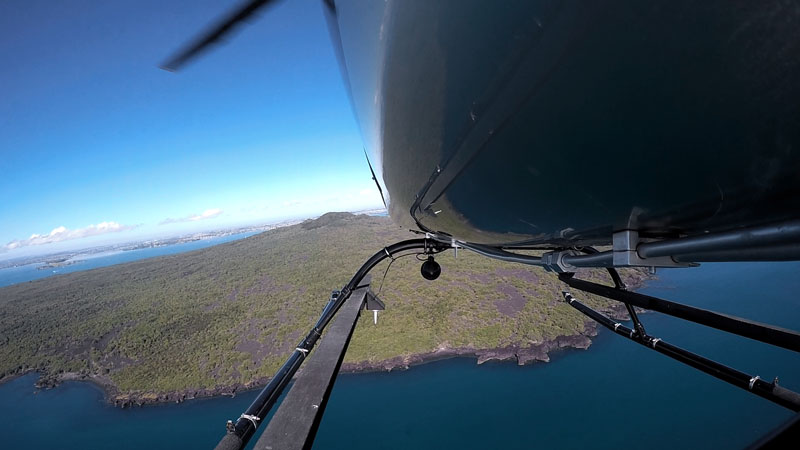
451, 238, 460, 258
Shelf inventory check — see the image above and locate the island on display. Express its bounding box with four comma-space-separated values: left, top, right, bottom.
0, 212, 650, 407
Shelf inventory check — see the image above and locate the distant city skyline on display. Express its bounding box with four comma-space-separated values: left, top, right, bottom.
0, 0, 384, 260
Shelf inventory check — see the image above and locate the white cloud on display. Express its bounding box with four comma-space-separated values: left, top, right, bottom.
192, 208, 223, 221
4, 221, 138, 250
159, 208, 223, 225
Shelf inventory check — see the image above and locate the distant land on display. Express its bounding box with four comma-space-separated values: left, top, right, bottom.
0, 216, 322, 271
0, 208, 389, 271
0, 212, 649, 407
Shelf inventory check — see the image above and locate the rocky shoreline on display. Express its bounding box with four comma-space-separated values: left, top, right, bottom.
340, 332, 595, 373
12, 336, 597, 408
4, 275, 648, 409
6, 301, 634, 409
341, 300, 632, 374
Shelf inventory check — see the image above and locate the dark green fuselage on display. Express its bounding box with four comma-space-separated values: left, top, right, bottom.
327, 0, 800, 246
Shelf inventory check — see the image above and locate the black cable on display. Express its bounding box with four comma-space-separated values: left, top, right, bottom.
377, 247, 448, 294
376, 252, 419, 295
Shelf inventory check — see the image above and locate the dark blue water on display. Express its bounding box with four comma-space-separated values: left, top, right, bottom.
0, 233, 256, 288
1, 262, 798, 449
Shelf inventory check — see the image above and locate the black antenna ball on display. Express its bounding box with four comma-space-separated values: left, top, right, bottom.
421, 255, 441, 281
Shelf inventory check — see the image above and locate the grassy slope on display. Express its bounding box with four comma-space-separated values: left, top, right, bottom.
0, 213, 644, 395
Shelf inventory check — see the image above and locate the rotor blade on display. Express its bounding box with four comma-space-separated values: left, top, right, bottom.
364, 149, 387, 208
160, 0, 278, 72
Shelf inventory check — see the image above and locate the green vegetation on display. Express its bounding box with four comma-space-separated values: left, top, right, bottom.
0, 213, 648, 398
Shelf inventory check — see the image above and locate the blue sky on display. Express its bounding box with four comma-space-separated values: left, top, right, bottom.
0, 0, 383, 259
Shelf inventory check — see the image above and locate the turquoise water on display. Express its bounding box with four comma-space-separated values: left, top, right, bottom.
0, 232, 256, 288
1, 262, 799, 448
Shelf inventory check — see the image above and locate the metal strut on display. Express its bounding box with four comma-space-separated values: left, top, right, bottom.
562, 291, 800, 412
213, 238, 448, 450
581, 247, 648, 340
559, 256, 800, 413
558, 273, 800, 353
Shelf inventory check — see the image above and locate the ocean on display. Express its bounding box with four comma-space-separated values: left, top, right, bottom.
0, 232, 256, 288
1, 261, 798, 449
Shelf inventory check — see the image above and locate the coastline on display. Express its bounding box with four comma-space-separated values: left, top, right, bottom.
2, 274, 650, 409
3, 302, 634, 409
4, 331, 601, 408
339, 330, 598, 374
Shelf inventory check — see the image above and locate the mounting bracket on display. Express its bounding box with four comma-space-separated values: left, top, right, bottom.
613, 230, 693, 268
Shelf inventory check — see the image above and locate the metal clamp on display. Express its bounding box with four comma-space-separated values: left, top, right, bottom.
749, 376, 761, 390
612, 230, 692, 268
295, 347, 309, 355
542, 250, 578, 273
240, 413, 261, 428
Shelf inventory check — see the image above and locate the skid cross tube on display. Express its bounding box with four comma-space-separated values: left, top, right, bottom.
558, 273, 800, 353
562, 292, 800, 412
214, 238, 448, 450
